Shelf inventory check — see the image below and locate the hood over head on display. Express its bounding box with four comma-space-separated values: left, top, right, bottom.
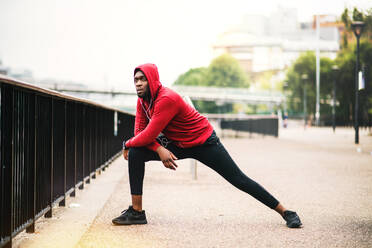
134, 63, 162, 102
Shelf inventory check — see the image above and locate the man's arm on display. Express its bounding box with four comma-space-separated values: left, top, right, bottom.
134, 98, 161, 151
122, 144, 178, 170
125, 97, 178, 148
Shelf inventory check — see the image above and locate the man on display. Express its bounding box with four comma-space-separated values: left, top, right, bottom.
112, 63, 302, 228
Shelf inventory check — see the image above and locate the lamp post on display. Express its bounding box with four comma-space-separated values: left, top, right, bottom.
301, 74, 308, 129
332, 65, 339, 133
351, 21, 365, 144
315, 15, 320, 126
282, 81, 289, 128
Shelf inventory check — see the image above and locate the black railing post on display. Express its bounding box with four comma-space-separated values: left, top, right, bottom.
79, 105, 85, 190
26, 94, 37, 233
45, 98, 53, 218
9, 87, 14, 248
86, 107, 91, 184
1, 85, 14, 248
71, 102, 77, 197
91, 108, 97, 179
59, 100, 67, 207
97, 109, 102, 175
102, 110, 107, 171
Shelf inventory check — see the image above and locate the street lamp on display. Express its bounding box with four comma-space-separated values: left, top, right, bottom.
332, 65, 339, 133
301, 74, 308, 129
351, 21, 365, 144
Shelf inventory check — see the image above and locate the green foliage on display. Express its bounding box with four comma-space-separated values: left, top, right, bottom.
364, 9, 372, 40
340, 7, 372, 47
353, 8, 364, 21
335, 41, 372, 125
174, 54, 250, 88
173, 67, 207, 86
337, 7, 372, 125
191, 100, 233, 114
284, 52, 334, 119
285, 41, 372, 125
341, 8, 350, 28
254, 71, 281, 91
283, 7, 372, 125
205, 54, 250, 88
174, 54, 250, 113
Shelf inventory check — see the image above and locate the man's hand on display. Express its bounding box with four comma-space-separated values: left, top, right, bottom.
156, 146, 178, 170
123, 149, 129, 160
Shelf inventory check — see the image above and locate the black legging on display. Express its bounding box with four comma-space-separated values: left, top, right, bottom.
128, 131, 279, 209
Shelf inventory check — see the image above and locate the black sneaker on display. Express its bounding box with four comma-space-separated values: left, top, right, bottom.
112, 206, 147, 225
283, 210, 302, 228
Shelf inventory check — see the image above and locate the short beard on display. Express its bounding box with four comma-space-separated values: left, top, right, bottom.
139, 91, 150, 101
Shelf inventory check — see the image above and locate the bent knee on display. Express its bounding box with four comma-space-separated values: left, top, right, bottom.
128, 147, 146, 160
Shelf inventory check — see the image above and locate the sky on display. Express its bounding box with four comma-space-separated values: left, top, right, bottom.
0, 0, 371, 91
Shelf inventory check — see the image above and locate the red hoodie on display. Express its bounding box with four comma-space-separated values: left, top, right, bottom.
125, 63, 214, 151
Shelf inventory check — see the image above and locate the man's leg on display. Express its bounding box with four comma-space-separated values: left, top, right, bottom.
127, 145, 189, 211
190, 141, 280, 210
113, 146, 167, 225
189, 140, 301, 227
127, 147, 160, 211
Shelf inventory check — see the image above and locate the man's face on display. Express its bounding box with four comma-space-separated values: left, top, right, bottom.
134, 70, 149, 98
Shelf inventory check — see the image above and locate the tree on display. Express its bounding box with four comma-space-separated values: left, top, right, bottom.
284, 43, 372, 126
283, 7, 372, 126
353, 7, 364, 21
338, 7, 372, 127
340, 7, 372, 48
284, 52, 334, 122
205, 54, 250, 88
335, 41, 372, 126
173, 67, 208, 86
341, 8, 351, 48
173, 54, 250, 113
174, 54, 250, 88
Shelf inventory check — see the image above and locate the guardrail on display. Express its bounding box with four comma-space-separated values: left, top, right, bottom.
207, 114, 279, 137
0, 75, 134, 248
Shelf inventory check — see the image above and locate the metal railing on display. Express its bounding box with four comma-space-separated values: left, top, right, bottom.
207, 114, 279, 137
0, 75, 134, 248
221, 117, 278, 137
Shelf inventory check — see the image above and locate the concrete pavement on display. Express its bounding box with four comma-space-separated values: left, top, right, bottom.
14, 126, 372, 248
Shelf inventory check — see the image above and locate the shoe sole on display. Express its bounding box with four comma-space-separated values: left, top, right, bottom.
287, 221, 302, 228
112, 219, 148, 225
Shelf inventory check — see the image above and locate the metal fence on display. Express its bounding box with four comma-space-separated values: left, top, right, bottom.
217, 116, 279, 137
0, 76, 134, 248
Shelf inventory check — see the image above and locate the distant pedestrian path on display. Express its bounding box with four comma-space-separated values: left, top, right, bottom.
279, 124, 372, 155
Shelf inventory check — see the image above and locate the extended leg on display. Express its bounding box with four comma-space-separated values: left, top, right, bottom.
191, 141, 302, 227
192, 142, 280, 209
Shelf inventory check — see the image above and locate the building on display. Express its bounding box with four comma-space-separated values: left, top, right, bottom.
212, 7, 341, 84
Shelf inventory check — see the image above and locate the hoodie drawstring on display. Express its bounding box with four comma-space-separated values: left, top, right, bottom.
140, 98, 153, 121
